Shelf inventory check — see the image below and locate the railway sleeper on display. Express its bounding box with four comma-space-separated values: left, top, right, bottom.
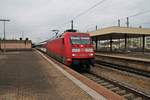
123, 93, 135, 99
110, 87, 120, 91
97, 80, 105, 83
92, 78, 101, 81
85, 76, 100, 81
83, 74, 91, 77
105, 84, 114, 88
133, 97, 142, 100
115, 90, 126, 95
100, 82, 110, 86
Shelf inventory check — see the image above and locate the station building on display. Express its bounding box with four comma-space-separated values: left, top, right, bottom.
0, 39, 32, 51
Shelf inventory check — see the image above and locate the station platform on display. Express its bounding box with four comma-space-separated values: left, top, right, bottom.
96, 52, 150, 62
0, 50, 94, 100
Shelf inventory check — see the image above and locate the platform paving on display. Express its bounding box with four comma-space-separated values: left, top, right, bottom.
0, 51, 93, 100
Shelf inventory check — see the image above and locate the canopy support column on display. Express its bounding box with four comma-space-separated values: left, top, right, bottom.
142, 35, 145, 52
124, 34, 127, 52
110, 36, 112, 52
95, 37, 98, 51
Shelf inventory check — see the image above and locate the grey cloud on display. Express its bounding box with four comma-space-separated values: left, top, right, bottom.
0, 0, 150, 43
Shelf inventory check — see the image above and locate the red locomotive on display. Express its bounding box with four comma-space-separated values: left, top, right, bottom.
44, 30, 95, 71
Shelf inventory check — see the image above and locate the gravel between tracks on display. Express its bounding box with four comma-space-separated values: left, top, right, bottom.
91, 65, 150, 95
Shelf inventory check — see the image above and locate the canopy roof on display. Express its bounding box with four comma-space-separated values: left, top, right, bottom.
90, 26, 150, 40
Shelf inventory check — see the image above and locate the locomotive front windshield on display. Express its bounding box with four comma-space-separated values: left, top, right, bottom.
71, 36, 91, 44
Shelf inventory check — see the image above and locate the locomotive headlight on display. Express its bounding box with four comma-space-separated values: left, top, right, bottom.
85, 48, 93, 52
72, 53, 77, 56
72, 48, 80, 52
89, 53, 94, 56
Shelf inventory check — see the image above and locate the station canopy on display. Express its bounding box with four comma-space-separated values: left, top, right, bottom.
90, 26, 150, 40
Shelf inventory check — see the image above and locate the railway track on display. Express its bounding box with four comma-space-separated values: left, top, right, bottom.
95, 59, 150, 78
38, 49, 150, 99
82, 72, 150, 100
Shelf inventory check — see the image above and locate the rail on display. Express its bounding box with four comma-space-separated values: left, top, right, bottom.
82, 72, 150, 100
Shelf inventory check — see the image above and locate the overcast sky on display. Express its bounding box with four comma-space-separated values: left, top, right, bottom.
0, 0, 150, 43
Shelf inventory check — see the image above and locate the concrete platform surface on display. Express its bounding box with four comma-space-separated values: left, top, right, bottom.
0, 51, 93, 100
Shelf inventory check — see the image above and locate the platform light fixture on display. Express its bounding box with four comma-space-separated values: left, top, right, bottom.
0, 19, 10, 53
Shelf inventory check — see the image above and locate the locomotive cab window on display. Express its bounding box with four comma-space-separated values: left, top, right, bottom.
80, 37, 90, 44
71, 36, 81, 44
71, 36, 91, 44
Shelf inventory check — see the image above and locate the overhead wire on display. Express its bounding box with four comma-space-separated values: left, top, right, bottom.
60, 1, 150, 33
51, 0, 108, 35
129, 10, 150, 18
118, 10, 150, 20
73, 0, 107, 20
43, 0, 150, 43
55, 0, 107, 29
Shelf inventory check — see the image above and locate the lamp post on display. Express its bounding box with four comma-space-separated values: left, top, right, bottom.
0, 19, 10, 53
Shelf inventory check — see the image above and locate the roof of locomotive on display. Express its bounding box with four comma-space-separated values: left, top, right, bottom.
63, 32, 90, 37
47, 32, 90, 43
